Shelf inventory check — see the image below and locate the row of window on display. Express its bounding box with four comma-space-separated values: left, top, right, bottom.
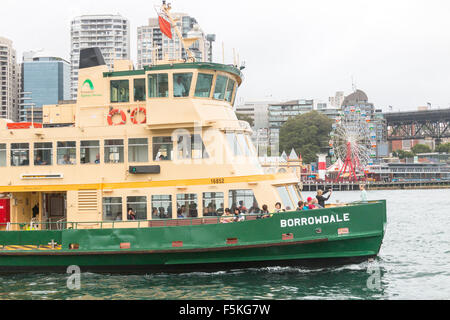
0, 135, 208, 167
110, 72, 237, 104
0, 132, 255, 167
103, 190, 259, 221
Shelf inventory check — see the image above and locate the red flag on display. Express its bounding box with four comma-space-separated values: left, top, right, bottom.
159, 15, 172, 39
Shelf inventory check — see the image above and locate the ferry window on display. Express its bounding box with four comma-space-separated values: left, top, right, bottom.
152, 195, 172, 220
177, 134, 209, 160
194, 73, 213, 98
276, 186, 294, 211
105, 139, 124, 164
287, 185, 301, 206
229, 190, 259, 214
213, 75, 228, 100
34, 142, 53, 166
173, 73, 193, 98
128, 138, 148, 163
111, 80, 129, 103
153, 137, 173, 161
80, 141, 100, 164
57, 142, 76, 165
103, 197, 122, 221
225, 132, 242, 157
148, 73, 169, 98
237, 133, 251, 157
134, 79, 146, 102
0, 144, 6, 167
177, 194, 198, 218
203, 192, 224, 217
11, 143, 29, 167
127, 196, 147, 220
225, 79, 236, 102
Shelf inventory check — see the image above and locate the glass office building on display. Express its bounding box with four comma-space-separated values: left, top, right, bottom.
20, 55, 70, 123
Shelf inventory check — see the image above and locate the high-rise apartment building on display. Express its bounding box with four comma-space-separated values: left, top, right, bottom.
70, 14, 130, 100
19, 51, 71, 123
0, 36, 19, 121
137, 13, 208, 69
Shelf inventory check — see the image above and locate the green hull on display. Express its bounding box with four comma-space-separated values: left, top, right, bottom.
0, 201, 387, 273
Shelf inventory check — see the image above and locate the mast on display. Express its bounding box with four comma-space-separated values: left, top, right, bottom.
161, 1, 197, 62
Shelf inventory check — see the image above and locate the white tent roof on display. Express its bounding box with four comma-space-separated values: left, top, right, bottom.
327, 159, 344, 172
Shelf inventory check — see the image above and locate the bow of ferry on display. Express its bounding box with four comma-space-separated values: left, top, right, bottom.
0, 3, 387, 273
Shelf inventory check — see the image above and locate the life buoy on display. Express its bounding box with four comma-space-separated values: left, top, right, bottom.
107, 109, 126, 126
130, 107, 147, 124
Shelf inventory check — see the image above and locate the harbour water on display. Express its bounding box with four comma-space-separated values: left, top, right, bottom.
0, 189, 449, 300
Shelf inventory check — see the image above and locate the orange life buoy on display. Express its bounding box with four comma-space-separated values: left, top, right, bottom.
107, 109, 127, 126
130, 107, 147, 124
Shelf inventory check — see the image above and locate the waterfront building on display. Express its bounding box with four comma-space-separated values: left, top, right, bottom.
0, 37, 19, 121
137, 13, 208, 69
19, 51, 71, 123
70, 14, 130, 100
329, 91, 345, 108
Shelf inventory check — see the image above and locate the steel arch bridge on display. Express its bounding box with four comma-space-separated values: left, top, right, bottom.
385, 108, 450, 142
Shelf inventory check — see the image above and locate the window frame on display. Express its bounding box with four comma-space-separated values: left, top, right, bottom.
110, 79, 130, 103
151, 195, 172, 220
133, 78, 146, 102
57, 141, 76, 165
104, 139, 124, 164
148, 73, 169, 98
194, 72, 214, 99
103, 197, 123, 221
173, 72, 193, 98
80, 140, 100, 165
10, 143, 30, 167
128, 138, 149, 163
127, 196, 147, 221
34, 142, 53, 166
153, 136, 174, 161
0, 144, 7, 167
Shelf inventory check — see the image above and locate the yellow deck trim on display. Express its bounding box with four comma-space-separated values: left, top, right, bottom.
0, 174, 286, 193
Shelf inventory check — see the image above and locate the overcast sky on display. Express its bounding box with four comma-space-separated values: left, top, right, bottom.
2, 0, 450, 111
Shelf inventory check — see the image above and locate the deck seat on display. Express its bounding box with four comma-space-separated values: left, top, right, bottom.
245, 215, 258, 221
149, 220, 166, 228
177, 220, 192, 227
203, 218, 219, 225
165, 220, 178, 227
191, 219, 203, 226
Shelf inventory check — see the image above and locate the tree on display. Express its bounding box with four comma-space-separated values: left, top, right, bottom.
279, 111, 333, 164
411, 144, 432, 154
393, 149, 415, 159
236, 113, 254, 127
435, 142, 450, 153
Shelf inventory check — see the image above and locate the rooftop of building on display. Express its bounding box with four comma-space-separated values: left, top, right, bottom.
342, 89, 370, 106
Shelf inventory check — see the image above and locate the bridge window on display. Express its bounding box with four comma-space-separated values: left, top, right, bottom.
148, 73, 168, 98
276, 186, 294, 211
152, 195, 172, 219
195, 73, 213, 98
0, 144, 6, 167
80, 141, 100, 164
57, 142, 76, 165
153, 137, 173, 161
127, 196, 147, 220
225, 132, 242, 157
203, 192, 224, 217
229, 190, 259, 214
213, 75, 228, 100
128, 138, 148, 163
225, 79, 236, 102
105, 139, 124, 163
287, 185, 301, 205
134, 78, 146, 102
177, 194, 198, 218
173, 73, 193, 98
111, 80, 129, 103
103, 197, 122, 221
34, 142, 52, 166
237, 133, 250, 157
11, 143, 29, 167
177, 134, 209, 160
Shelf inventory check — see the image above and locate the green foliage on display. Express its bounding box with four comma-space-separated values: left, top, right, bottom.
393, 149, 415, 159
411, 144, 432, 154
435, 142, 450, 153
279, 111, 333, 164
236, 113, 254, 127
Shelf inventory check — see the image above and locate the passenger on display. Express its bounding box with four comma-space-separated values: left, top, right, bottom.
316, 189, 332, 208
238, 201, 248, 214
274, 202, 283, 213
177, 209, 185, 219
62, 154, 72, 165
127, 208, 137, 220
217, 203, 224, 216
261, 205, 270, 215
360, 184, 368, 202
234, 208, 244, 222
296, 201, 304, 211
152, 208, 159, 219
34, 155, 45, 166
249, 201, 260, 214
307, 197, 317, 210
95, 154, 100, 164
220, 208, 234, 223
312, 198, 323, 209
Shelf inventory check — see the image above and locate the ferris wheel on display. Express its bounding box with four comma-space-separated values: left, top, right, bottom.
329, 106, 377, 181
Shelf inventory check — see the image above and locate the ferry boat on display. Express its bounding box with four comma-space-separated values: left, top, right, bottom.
0, 3, 387, 273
